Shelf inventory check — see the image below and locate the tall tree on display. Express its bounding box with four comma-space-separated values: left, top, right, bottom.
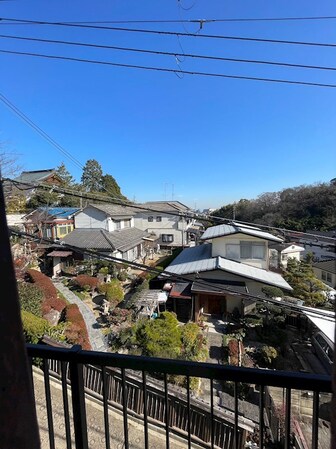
101, 174, 127, 200
55, 162, 75, 186
81, 159, 103, 192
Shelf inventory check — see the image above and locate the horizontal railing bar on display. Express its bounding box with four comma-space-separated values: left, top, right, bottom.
26, 344, 332, 393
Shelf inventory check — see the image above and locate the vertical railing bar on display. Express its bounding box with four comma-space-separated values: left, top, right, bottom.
29, 356, 35, 397
61, 361, 72, 449
234, 382, 239, 449
164, 373, 170, 449
311, 391, 319, 449
69, 356, 89, 449
186, 375, 191, 449
142, 371, 149, 449
284, 388, 291, 449
210, 378, 214, 449
102, 366, 111, 449
259, 385, 264, 449
121, 368, 129, 449
43, 360, 56, 449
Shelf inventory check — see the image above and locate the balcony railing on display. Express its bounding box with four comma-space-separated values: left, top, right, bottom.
27, 344, 332, 449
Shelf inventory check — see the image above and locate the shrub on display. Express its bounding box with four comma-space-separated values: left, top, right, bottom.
26, 269, 57, 301
260, 345, 278, 367
18, 282, 44, 317
261, 286, 284, 298
21, 310, 50, 344
64, 304, 91, 350
98, 279, 124, 307
107, 307, 133, 326
73, 275, 100, 291
42, 296, 67, 315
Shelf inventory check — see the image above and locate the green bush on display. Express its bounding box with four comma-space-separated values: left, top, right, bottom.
260, 345, 278, 367
21, 310, 50, 344
18, 282, 44, 317
98, 279, 124, 307
261, 286, 284, 298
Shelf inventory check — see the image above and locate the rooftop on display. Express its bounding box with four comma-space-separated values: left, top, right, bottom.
201, 223, 283, 243
87, 203, 136, 218
313, 259, 336, 274
138, 201, 191, 213
14, 169, 58, 184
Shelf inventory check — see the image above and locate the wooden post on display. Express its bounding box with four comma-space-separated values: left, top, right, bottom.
0, 181, 41, 449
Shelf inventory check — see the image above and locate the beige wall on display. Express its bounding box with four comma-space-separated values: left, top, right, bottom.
211, 233, 269, 269
313, 267, 336, 288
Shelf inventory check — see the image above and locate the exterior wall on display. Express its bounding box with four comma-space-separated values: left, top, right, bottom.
313, 267, 336, 288
112, 218, 134, 231
55, 222, 74, 239
211, 233, 269, 269
75, 206, 110, 230
280, 249, 302, 268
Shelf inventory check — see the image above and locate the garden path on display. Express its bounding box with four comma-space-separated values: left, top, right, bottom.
53, 280, 108, 352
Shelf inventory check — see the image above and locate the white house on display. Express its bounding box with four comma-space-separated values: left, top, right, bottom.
62, 203, 148, 262
269, 243, 305, 269
162, 222, 292, 321
133, 201, 196, 248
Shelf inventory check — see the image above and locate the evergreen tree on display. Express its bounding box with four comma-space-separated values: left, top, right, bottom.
81, 159, 103, 192
284, 256, 328, 306
55, 162, 75, 186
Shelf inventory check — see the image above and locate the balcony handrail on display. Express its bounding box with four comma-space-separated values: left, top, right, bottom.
26, 344, 332, 392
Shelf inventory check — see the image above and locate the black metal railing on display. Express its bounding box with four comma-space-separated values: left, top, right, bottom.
27, 344, 332, 449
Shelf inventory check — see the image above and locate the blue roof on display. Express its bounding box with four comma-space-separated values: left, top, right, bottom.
38, 207, 80, 219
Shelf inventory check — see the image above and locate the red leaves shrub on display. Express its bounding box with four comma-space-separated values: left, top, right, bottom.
228, 339, 239, 366
64, 304, 91, 350
26, 269, 66, 315
27, 269, 57, 300
73, 275, 99, 290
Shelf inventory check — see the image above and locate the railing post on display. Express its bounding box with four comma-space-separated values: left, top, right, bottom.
68, 345, 88, 449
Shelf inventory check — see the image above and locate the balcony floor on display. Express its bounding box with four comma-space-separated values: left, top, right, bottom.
33, 368, 202, 449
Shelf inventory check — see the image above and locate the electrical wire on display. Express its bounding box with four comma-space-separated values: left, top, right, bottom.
1, 33, 336, 72
10, 227, 336, 321
1, 17, 336, 48
1, 49, 335, 89
2, 16, 336, 25
5, 177, 336, 246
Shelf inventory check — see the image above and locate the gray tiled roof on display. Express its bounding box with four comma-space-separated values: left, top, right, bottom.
138, 201, 190, 213
14, 169, 56, 184
89, 203, 136, 218
62, 227, 147, 252
201, 223, 283, 243
164, 243, 292, 290
313, 259, 336, 274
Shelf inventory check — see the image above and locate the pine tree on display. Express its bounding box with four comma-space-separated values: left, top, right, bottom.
55, 162, 75, 186
81, 159, 103, 192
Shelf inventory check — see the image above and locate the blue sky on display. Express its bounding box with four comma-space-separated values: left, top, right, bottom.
0, 1, 335, 210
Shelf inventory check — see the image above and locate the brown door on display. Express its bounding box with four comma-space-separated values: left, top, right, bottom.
207, 296, 223, 315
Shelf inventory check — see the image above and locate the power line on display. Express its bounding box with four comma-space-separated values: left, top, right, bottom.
2, 16, 336, 25
5, 177, 336, 245
1, 17, 336, 48
1, 33, 336, 72
1, 49, 336, 89
10, 227, 336, 322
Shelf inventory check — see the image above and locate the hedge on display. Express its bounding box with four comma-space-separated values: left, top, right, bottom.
21, 310, 50, 344
73, 275, 100, 291
18, 282, 44, 317
64, 304, 91, 350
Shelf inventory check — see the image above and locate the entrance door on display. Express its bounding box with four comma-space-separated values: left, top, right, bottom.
207, 296, 226, 315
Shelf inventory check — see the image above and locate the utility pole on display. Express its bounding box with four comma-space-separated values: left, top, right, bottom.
233, 202, 236, 220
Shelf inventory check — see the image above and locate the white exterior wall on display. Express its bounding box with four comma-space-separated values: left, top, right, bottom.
211, 233, 269, 269
134, 213, 187, 246
112, 217, 134, 231
313, 267, 336, 289
75, 206, 111, 230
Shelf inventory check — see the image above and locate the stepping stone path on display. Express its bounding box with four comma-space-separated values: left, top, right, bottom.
53, 281, 108, 352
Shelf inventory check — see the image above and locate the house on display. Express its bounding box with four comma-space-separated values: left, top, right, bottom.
269, 243, 305, 269
63, 203, 150, 262
23, 207, 80, 239
313, 260, 336, 289
162, 222, 292, 321
4, 168, 62, 200
133, 201, 197, 248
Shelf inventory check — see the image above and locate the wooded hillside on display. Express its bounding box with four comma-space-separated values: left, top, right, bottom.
214, 180, 336, 231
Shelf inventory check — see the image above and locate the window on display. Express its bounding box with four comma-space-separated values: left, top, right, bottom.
240, 241, 266, 259
124, 219, 131, 228
226, 244, 240, 260
156, 216, 162, 222
148, 216, 154, 222
58, 225, 67, 236
322, 271, 327, 281
326, 273, 332, 283
162, 234, 174, 243
115, 221, 121, 230
67, 225, 72, 233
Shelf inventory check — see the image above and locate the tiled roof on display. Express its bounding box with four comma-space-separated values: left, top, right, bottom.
163, 243, 292, 290
313, 259, 336, 274
62, 227, 147, 252
88, 203, 135, 218
14, 169, 57, 184
201, 223, 283, 243
191, 279, 247, 295
138, 201, 190, 213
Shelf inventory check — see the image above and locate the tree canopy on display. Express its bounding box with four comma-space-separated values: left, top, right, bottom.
213, 181, 336, 231
81, 159, 103, 192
